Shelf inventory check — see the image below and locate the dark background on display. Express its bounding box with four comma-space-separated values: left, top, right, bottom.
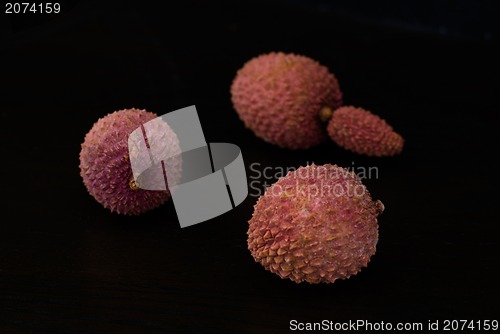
1, 1, 499, 333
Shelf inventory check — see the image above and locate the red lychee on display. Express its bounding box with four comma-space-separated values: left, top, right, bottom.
79, 108, 180, 215
231, 52, 343, 149
247, 164, 383, 284
327, 106, 404, 157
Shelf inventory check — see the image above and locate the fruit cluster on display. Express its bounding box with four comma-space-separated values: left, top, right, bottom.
79, 52, 400, 284
231, 52, 404, 156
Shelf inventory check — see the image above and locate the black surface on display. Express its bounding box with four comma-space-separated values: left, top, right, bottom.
292, 0, 500, 41
1, 1, 499, 333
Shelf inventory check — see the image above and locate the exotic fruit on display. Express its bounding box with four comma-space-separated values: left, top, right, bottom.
231, 52, 343, 149
327, 106, 404, 157
247, 164, 383, 284
79, 108, 181, 215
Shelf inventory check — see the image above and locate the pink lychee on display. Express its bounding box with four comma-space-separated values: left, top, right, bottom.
247, 164, 383, 284
231, 52, 343, 149
79, 108, 180, 215
327, 106, 404, 157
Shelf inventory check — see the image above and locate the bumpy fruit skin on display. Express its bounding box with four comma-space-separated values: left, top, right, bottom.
327, 106, 404, 157
80, 108, 178, 215
231, 52, 343, 149
247, 164, 383, 284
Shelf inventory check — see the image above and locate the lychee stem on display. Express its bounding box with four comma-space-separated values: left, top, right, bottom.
319, 106, 333, 122
129, 178, 140, 190
375, 200, 385, 216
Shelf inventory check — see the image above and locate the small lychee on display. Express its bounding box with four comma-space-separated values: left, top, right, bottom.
231, 52, 343, 149
327, 106, 404, 157
79, 108, 180, 215
247, 164, 383, 284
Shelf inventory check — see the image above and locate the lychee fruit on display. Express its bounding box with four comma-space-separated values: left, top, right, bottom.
247, 164, 383, 284
231, 52, 343, 149
79, 108, 181, 215
327, 106, 404, 157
